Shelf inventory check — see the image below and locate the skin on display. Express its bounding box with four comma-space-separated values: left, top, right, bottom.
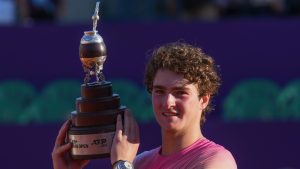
151, 69, 210, 156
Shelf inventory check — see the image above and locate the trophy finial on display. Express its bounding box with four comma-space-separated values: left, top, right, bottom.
92, 1, 100, 32
79, 1, 107, 84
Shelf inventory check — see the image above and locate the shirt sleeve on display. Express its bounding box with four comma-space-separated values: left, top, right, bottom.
203, 149, 237, 169
133, 151, 150, 169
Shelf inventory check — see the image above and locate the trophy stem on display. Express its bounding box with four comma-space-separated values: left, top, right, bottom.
92, 1, 100, 32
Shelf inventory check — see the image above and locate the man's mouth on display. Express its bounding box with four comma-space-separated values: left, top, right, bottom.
162, 112, 179, 117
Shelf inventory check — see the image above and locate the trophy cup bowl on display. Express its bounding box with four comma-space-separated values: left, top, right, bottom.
68, 2, 126, 159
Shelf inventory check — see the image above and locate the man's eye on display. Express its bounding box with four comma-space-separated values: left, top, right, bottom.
153, 89, 164, 95
174, 90, 187, 95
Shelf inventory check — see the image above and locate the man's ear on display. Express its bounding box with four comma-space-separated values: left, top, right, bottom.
200, 95, 210, 110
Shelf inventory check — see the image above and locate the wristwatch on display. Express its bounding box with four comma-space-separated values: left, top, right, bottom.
112, 160, 134, 169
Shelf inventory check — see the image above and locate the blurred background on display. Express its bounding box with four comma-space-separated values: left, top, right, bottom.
0, 0, 300, 168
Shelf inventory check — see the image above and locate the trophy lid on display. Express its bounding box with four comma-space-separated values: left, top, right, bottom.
80, 1, 104, 45
80, 31, 103, 44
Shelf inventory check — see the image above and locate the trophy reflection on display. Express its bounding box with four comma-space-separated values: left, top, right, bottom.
68, 2, 126, 159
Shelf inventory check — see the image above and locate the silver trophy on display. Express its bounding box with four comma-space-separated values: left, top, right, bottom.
68, 1, 126, 159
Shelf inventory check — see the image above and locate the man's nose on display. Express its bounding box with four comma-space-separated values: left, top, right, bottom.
163, 93, 176, 109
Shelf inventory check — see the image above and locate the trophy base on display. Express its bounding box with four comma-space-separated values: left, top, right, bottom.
68, 124, 115, 159
72, 153, 110, 160
71, 106, 126, 127
69, 80, 126, 160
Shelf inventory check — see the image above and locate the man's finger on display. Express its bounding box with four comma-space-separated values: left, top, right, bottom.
54, 120, 70, 149
52, 142, 72, 157
129, 112, 139, 142
124, 110, 131, 136
133, 118, 140, 143
115, 114, 123, 137
128, 111, 135, 139
80, 160, 90, 168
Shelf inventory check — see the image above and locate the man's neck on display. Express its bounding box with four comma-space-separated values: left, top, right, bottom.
160, 126, 204, 156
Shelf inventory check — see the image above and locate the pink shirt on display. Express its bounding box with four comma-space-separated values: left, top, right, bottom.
134, 138, 237, 169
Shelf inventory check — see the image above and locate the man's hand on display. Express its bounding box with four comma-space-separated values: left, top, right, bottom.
111, 110, 140, 164
52, 120, 90, 169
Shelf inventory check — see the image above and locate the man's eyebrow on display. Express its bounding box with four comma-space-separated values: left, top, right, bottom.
152, 85, 165, 89
152, 85, 190, 91
172, 86, 190, 90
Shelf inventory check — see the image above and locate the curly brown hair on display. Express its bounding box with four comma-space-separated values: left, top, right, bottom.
144, 42, 221, 123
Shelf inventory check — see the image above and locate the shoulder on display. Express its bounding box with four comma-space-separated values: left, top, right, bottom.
189, 139, 237, 169
204, 147, 237, 169
134, 149, 155, 162
133, 147, 160, 168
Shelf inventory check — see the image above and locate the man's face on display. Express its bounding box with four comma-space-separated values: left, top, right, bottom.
152, 69, 207, 133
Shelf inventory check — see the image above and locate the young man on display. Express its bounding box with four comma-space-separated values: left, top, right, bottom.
52, 42, 237, 169
130, 42, 237, 169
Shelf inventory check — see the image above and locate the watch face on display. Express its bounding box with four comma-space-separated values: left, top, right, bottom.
115, 161, 133, 169
123, 161, 133, 169
116, 161, 133, 169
